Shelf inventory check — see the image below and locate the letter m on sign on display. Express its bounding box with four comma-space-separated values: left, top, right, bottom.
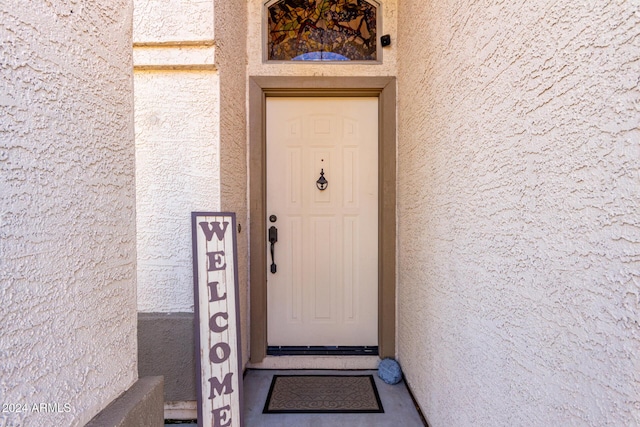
192, 212, 243, 427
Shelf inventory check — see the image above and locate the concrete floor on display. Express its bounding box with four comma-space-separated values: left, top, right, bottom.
165, 369, 426, 426
242, 369, 425, 427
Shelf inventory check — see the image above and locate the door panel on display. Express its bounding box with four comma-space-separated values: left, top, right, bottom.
266, 97, 378, 347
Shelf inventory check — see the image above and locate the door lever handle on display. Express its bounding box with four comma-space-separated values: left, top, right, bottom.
269, 225, 278, 274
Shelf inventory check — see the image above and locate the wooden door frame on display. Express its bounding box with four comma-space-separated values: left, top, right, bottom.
249, 76, 396, 363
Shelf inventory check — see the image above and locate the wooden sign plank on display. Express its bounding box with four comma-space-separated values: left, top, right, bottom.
192, 212, 243, 427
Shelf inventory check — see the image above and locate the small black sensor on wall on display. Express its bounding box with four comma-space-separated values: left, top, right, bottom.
381, 35, 391, 47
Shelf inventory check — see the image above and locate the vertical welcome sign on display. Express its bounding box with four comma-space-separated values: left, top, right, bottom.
192, 212, 243, 427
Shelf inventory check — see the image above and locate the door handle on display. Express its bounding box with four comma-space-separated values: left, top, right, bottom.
269, 225, 278, 274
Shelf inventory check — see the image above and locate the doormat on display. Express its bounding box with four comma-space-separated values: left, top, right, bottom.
263, 375, 384, 414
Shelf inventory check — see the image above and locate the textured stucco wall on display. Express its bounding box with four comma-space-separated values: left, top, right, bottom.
134, 0, 220, 313
248, 0, 397, 77
134, 0, 214, 43
397, 1, 640, 426
134, 71, 220, 312
215, 0, 249, 365
133, 0, 249, 363
1, 2, 137, 427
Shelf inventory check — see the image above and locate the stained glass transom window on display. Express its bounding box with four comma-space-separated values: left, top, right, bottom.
266, 0, 379, 62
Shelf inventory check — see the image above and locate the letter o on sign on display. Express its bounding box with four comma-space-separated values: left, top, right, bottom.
209, 342, 231, 364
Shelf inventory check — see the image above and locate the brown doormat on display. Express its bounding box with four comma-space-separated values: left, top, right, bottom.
263, 375, 384, 414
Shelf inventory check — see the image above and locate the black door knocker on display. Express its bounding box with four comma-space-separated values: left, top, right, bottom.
316, 169, 328, 191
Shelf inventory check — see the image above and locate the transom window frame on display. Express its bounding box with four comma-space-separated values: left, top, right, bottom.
262, 0, 383, 64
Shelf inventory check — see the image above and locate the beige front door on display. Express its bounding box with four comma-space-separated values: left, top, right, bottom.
266, 97, 379, 347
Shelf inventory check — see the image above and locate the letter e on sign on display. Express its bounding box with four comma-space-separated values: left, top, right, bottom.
192, 212, 243, 427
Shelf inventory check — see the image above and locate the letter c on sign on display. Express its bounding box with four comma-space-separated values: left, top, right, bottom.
209, 312, 229, 333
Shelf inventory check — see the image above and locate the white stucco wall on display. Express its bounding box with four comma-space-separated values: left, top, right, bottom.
397, 1, 640, 426
134, 0, 249, 365
248, 0, 397, 76
1, 2, 137, 426
134, 71, 221, 312
134, 0, 220, 313
134, 0, 214, 43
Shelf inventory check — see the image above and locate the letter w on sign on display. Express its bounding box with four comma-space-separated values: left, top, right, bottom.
199, 221, 230, 242
192, 212, 243, 427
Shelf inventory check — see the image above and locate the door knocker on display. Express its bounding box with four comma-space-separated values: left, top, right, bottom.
316, 169, 328, 191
